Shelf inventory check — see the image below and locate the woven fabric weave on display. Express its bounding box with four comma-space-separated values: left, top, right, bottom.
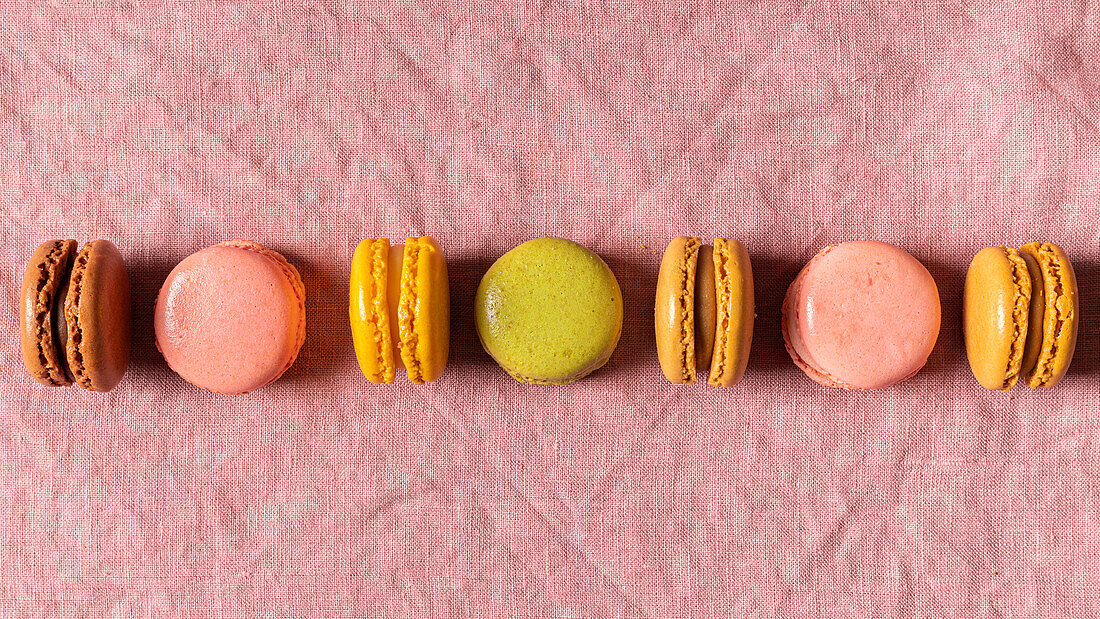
2, 1, 1099, 616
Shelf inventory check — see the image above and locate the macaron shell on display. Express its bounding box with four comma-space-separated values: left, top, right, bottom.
349, 238, 396, 384
63, 240, 132, 392
963, 246, 1031, 391
155, 241, 305, 395
1019, 242, 1078, 388
784, 241, 940, 390
399, 236, 449, 384
782, 292, 846, 388
222, 240, 308, 373
693, 244, 717, 372
654, 236, 701, 384
19, 239, 77, 387
387, 244, 406, 372
707, 238, 754, 387
782, 245, 859, 389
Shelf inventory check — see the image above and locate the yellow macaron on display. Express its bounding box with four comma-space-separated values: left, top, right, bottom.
655, 236, 754, 386
349, 236, 449, 384
963, 242, 1078, 391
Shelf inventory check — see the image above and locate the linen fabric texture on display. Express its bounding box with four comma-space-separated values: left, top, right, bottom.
2, 1, 1099, 617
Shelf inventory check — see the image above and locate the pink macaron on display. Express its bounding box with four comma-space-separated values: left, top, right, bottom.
155, 240, 306, 395
782, 241, 940, 389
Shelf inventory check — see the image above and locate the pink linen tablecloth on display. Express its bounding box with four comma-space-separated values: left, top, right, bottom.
2, 1, 1099, 616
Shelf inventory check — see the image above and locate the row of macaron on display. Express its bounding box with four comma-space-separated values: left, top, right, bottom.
18, 235, 1078, 395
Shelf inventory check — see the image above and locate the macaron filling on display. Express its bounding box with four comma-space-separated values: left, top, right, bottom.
51, 268, 74, 383
386, 244, 406, 373
694, 244, 716, 370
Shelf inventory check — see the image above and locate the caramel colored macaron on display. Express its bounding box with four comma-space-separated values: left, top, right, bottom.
655, 236, 754, 386
19, 239, 132, 392
964, 242, 1078, 390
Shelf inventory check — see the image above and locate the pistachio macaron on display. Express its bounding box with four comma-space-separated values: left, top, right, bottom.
475, 237, 622, 385
655, 236, 754, 386
963, 242, 1078, 390
349, 236, 450, 384
19, 239, 132, 392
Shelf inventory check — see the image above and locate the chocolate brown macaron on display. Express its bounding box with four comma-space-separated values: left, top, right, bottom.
19, 239, 131, 392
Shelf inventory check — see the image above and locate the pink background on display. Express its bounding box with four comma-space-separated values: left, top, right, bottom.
2, 1, 1099, 616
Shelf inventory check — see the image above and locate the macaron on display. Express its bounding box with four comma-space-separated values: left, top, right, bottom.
475, 237, 623, 385
349, 236, 449, 384
19, 239, 132, 392
155, 240, 306, 395
654, 236, 754, 386
964, 242, 1078, 390
782, 241, 941, 389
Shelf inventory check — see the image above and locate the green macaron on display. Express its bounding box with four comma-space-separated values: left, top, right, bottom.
475, 237, 623, 384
